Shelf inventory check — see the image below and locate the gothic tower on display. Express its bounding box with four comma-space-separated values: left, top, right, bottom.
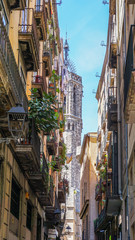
62, 35, 83, 240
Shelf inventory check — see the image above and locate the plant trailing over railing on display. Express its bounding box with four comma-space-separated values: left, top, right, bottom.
28, 88, 59, 133
50, 70, 60, 84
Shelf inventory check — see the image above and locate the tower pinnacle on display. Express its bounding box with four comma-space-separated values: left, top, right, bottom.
64, 32, 69, 66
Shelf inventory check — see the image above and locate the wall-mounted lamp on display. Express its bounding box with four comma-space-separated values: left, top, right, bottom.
0, 103, 27, 144
95, 72, 101, 78
102, 0, 109, 4
100, 41, 107, 47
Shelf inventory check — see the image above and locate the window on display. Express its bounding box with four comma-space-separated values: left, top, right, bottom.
82, 189, 83, 206
73, 86, 76, 115
37, 214, 41, 240
72, 124, 74, 131
86, 215, 88, 239
10, 178, 20, 219
26, 201, 32, 230
125, 197, 128, 232
68, 123, 70, 130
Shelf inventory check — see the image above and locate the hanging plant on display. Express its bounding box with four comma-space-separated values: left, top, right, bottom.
28, 88, 59, 134
49, 70, 60, 84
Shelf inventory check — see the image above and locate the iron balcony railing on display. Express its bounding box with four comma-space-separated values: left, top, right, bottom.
0, 15, 28, 111
43, 40, 52, 63
32, 75, 47, 92
124, 24, 135, 108
101, 105, 106, 128
108, 87, 117, 108
40, 152, 48, 173
94, 206, 106, 232
18, 8, 39, 62
17, 120, 40, 165
35, 1, 47, 33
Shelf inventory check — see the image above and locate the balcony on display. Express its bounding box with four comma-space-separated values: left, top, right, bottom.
18, 8, 39, 71
48, 82, 56, 95
127, 0, 135, 3
109, 0, 116, 15
58, 181, 66, 203
106, 193, 121, 217
32, 74, 47, 96
28, 153, 49, 205
94, 207, 112, 233
101, 107, 106, 130
14, 120, 40, 172
50, 38, 56, 59
59, 141, 63, 155
45, 0, 51, 20
34, 2, 47, 41
124, 25, 135, 123
7, 0, 26, 10
43, 41, 52, 77
95, 182, 102, 201
109, 43, 117, 69
0, 15, 28, 121
47, 133, 56, 155
107, 135, 113, 168
45, 193, 61, 226
38, 176, 54, 207
108, 87, 117, 131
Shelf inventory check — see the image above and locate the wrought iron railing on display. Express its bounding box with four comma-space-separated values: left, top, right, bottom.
32, 75, 46, 92
40, 152, 48, 172
43, 40, 52, 65
124, 25, 135, 108
94, 206, 106, 232
101, 106, 106, 127
0, 15, 28, 111
35, 1, 47, 33
108, 87, 117, 108
17, 120, 40, 164
18, 8, 39, 62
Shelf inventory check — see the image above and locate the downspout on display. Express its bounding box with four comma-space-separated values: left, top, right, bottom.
124, 1, 130, 240
116, 0, 122, 197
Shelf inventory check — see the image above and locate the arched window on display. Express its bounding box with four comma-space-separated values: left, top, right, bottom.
72, 124, 74, 131
73, 86, 76, 115
73, 86, 76, 104
68, 123, 70, 130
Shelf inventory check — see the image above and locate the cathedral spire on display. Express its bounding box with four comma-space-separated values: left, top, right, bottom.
64, 32, 69, 67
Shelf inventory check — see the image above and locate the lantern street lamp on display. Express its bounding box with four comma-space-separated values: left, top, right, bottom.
0, 103, 27, 143
66, 225, 71, 234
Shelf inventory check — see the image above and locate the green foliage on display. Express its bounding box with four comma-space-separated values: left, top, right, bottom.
28, 88, 59, 133
59, 142, 67, 165
49, 70, 60, 83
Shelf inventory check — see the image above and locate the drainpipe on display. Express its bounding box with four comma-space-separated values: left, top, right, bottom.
124, 1, 130, 240
116, 0, 122, 197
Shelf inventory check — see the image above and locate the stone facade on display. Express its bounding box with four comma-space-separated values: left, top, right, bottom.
79, 133, 98, 240
62, 70, 83, 240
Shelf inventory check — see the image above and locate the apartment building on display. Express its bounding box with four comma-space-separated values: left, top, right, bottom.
0, 0, 67, 239
93, 0, 135, 240
79, 133, 97, 240
94, 4, 122, 239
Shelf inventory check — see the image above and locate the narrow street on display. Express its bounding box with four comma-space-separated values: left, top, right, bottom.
0, 1, 135, 240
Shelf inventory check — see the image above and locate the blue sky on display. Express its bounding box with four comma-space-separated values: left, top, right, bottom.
58, 0, 109, 139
